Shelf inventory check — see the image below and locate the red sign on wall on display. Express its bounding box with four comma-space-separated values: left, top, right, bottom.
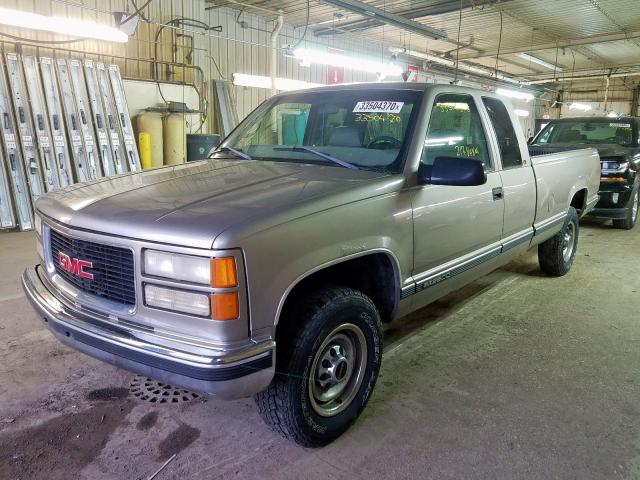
407, 64, 419, 83
327, 47, 344, 85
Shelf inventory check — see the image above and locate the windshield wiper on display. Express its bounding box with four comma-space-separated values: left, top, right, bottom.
274, 146, 359, 170
215, 146, 252, 160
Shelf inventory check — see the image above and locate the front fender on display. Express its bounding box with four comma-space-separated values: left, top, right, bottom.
232, 191, 414, 336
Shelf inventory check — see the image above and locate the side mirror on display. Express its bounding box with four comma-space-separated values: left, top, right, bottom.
418, 156, 487, 186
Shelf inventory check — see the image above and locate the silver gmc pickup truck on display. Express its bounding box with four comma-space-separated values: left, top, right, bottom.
23, 83, 600, 447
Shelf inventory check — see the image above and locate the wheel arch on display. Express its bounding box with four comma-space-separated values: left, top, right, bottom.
274, 249, 402, 328
569, 186, 588, 214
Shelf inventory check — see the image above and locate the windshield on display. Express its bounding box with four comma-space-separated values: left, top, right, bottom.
535, 119, 637, 147
215, 89, 423, 173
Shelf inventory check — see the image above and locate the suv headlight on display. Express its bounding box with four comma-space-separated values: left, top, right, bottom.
602, 160, 629, 173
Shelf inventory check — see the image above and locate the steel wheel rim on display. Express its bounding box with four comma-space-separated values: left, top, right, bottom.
632, 191, 639, 222
562, 221, 576, 262
308, 323, 368, 418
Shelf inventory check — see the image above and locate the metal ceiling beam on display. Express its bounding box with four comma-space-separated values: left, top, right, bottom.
458, 30, 640, 60
526, 71, 640, 85
314, 0, 447, 40
314, 0, 505, 37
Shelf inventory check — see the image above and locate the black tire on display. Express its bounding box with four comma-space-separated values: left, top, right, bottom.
538, 207, 579, 277
612, 187, 639, 230
254, 287, 383, 447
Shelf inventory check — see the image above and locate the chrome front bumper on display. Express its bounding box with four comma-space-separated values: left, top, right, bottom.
22, 265, 275, 399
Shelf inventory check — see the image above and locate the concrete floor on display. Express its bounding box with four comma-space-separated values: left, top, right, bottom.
1, 219, 639, 480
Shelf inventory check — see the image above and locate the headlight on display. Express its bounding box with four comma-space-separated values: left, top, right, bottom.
144, 250, 211, 284
602, 160, 629, 173
145, 284, 210, 317
144, 250, 238, 288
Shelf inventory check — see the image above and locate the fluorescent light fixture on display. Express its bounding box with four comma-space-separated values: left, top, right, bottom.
233, 73, 322, 91
496, 88, 535, 102
389, 47, 524, 85
389, 48, 455, 68
514, 109, 529, 117
112, 11, 140, 37
518, 53, 563, 72
0, 7, 128, 43
294, 47, 402, 79
568, 102, 592, 111
607, 111, 619, 117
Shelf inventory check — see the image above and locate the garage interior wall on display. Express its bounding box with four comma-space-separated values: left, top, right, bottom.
1, 0, 634, 139
0, 0, 398, 128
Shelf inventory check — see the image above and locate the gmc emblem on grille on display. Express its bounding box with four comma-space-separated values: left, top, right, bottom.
57, 251, 94, 280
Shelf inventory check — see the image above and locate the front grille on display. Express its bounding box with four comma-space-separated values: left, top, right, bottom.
49, 229, 136, 306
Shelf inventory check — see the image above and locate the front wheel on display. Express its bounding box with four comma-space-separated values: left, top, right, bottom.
538, 207, 579, 276
254, 287, 383, 447
613, 188, 639, 230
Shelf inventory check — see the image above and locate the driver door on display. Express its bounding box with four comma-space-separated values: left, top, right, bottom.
411, 93, 504, 288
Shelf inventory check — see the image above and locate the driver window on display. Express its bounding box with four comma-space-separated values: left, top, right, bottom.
422, 94, 491, 170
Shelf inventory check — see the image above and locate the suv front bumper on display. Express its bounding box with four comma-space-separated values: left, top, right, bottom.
22, 265, 275, 399
589, 183, 635, 219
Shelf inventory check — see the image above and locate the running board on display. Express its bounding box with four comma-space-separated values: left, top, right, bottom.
68, 59, 105, 180
56, 59, 99, 182
0, 58, 32, 230
108, 65, 141, 172
39, 58, 75, 187
6, 53, 48, 200
22, 55, 63, 192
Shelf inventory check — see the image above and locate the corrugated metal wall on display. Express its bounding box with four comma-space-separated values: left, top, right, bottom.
1, 0, 622, 133
0, 0, 396, 126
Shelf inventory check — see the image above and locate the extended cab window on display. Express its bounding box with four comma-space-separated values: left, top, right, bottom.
482, 97, 523, 168
422, 94, 491, 170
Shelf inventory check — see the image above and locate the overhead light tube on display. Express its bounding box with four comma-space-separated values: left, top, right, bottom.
514, 109, 530, 117
496, 88, 535, 102
0, 7, 128, 42
294, 47, 402, 79
389, 46, 523, 85
518, 53, 563, 72
568, 102, 592, 111
233, 73, 322, 91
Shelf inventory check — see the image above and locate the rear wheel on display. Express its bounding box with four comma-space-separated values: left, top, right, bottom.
538, 207, 579, 276
254, 287, 382, 447
613, 188, 639, 230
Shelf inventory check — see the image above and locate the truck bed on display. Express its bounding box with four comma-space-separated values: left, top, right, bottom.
530, 147, 601, 223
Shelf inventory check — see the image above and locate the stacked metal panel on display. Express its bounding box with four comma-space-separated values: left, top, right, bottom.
0, 55, 139, 231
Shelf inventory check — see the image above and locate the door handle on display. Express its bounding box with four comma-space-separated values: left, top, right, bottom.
492, 187, 504, 201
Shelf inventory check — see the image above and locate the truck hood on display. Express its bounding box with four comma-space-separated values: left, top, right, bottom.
36, 159, 391, 249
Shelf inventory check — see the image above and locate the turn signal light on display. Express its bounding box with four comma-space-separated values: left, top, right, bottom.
211, 257, 237, 288
211, 292, 239, 320
600, 177, 626, 182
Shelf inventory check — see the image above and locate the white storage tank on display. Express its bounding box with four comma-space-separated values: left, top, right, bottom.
163, 113, 187, 165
